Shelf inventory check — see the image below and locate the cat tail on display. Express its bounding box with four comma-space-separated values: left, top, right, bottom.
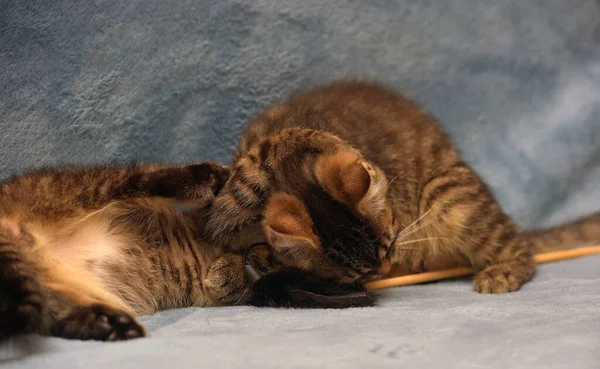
0, 228, 45, 340
521, 211, 600, 253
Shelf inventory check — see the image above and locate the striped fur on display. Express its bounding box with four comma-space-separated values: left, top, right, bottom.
207, 81, 600, 293
0, 162, 249, 341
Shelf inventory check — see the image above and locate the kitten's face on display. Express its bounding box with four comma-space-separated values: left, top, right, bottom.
262, 151, 398, 283
208, 128, 400, 284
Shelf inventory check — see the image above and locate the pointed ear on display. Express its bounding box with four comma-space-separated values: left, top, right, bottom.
315, 151, 371, 206
263, 193, 319, 252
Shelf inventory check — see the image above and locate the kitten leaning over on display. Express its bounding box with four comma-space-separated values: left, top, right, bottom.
207, 81, 600, 296
0, 163, 251, 341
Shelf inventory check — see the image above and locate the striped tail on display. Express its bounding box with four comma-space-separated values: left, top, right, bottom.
522, 212, 600, 253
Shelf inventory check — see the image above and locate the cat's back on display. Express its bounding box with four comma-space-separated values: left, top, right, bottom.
238, 81, 457, 174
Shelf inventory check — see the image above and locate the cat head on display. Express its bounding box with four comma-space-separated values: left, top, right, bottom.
207, 128, 399, 283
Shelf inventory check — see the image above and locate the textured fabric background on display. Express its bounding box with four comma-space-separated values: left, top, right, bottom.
0, 1, 599, 368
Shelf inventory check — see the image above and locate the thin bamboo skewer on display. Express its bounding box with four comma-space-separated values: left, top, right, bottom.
365, 245, 600, 291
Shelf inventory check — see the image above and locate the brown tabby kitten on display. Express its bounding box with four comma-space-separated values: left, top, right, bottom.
207, 81, 600, 293
0, 162, 249, 341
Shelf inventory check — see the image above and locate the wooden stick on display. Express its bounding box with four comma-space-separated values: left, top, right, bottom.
365, 245, 600, 291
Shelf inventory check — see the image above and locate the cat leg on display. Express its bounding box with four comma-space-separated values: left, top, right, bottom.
40, 259, 146, 341
412, 163, 535, 293
82, 162, 230, 209
0, 231, 145, 341
0, 162, 229, 221
128, 162, 230, 203
0, 233, 46, 339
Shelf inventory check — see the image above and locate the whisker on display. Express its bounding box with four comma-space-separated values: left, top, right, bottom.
394, 237, 447, 247
402, 207, 433, 232
388, 172, 402, 186
235, 290, 250, 305
397, 216, 438, 240
396, 208, 434, 239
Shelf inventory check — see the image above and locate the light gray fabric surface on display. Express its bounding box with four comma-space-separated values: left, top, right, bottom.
1, 0, 599, 368
1, 256, 599, 369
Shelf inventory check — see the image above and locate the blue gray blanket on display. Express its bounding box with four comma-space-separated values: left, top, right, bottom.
0, 1, 599, 368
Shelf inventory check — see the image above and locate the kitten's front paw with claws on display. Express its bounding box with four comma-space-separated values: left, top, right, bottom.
50, 304, 145, 341
473, 264, 521, 294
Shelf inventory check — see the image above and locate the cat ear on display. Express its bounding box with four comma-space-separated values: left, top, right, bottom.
263, 193, 319, 252
315, 151, 372, 206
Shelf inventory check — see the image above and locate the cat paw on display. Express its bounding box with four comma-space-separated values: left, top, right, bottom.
187, 162, 231, 194
473, 264, 521, 294
50, 304, 145, 341
205, 254, 248, 305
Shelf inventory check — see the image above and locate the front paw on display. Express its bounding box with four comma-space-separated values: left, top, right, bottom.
204, 254, 248, 305
50, 304, 145, 341
473, 264, 521, 294
187, 162, 231, 195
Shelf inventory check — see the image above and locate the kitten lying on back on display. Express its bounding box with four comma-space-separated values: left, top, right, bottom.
207, 81, 600, 293
0, 163, 249, 341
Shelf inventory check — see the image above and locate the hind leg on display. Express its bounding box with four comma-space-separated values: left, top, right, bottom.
0, 241, 46, 339
40, 260, 145, 341
1, 242, 145, 341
